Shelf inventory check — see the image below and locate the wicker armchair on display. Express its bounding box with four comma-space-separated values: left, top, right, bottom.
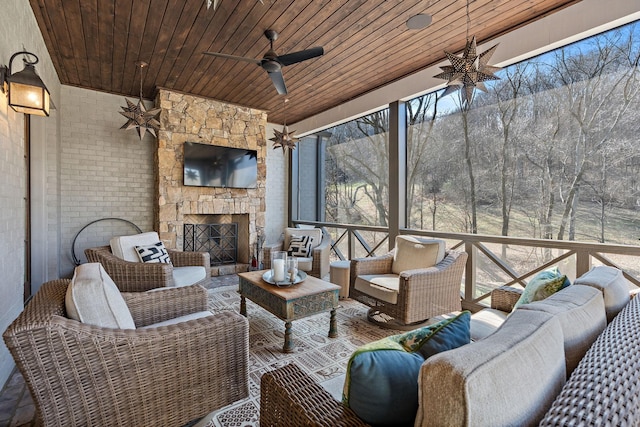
261, 363, 369, 427
85, 245, 210, 292
263, 227, 331, 279
350, 236, 467, 327
3, 279, 249, 427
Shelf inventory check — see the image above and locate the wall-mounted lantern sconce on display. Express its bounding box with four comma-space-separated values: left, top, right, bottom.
0, 51, 50, 116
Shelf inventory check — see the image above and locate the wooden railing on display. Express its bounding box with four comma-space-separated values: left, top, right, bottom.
294, 220, 640, 312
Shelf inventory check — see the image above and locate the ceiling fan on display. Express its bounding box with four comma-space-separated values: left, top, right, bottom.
203, 29, 324, 95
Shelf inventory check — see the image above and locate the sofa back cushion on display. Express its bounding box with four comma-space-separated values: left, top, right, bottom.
392, 236, 445, 275
519, 284, 606, 376
574, 266, 630, 322
110, 231, 162, 262
415, 309, 566, 427
284, 228, 322, 251
65, 263, 136, 329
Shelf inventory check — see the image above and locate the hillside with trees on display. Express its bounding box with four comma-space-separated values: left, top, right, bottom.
323, 20, 640, 246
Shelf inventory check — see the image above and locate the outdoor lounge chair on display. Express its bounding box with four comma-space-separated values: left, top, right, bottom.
350, 235, 467, 328
85, 231, 210, 291
3, 269, 249, 427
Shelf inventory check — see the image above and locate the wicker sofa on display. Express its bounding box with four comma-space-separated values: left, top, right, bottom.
260, 266, 640, 426
3, 278, 249, 427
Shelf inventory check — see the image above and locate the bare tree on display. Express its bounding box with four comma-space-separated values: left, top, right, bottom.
549, 28, 640, 240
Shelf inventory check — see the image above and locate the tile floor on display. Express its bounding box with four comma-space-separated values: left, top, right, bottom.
0, 274, 239, 427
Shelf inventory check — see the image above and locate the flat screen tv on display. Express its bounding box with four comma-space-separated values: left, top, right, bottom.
183, 142, 258, 189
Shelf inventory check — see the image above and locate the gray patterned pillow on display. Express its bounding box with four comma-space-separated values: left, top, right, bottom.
287, 235, 314, 257
135, 241, 172, 264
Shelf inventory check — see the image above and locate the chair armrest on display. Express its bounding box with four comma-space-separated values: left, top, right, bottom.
350, 253, 394, 286
85, 246, 172, 292
123, 284, 208, 327
310, 231, 332, 278
260, 363, 370, 427
394, 251, 468, 322
491, 286, 523, 312
263, 240, 284, 269
167, 249, 210, 270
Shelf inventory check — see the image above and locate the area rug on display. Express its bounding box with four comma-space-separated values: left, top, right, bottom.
195, 285, 403, 426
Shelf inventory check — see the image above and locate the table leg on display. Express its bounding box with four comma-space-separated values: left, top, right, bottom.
240, 295, 247, 316
329, 308, 338, 338
283, 321, 294, 353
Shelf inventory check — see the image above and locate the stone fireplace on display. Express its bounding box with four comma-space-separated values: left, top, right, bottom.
154, 89, 267, 275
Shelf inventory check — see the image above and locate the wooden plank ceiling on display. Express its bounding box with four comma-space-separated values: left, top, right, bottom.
29, 0, 580, 125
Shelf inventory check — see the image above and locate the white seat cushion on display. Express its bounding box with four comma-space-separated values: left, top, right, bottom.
354, 274, 400, 304
65, 263, 136, 329
470, 308, 508, 341
140, 311, 212, 329
392, 236, 446, 275
172, 266, 207, 287
320, 374, 346, 402
295, 257, 313, 272
110, 231, 162, 262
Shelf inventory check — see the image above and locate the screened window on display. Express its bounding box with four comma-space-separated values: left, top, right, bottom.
406, 20, 640, 244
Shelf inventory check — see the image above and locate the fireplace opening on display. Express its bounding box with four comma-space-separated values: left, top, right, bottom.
184, 223, 238, 266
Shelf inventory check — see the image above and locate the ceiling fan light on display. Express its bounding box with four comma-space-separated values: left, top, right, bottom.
406, 13, 432, 30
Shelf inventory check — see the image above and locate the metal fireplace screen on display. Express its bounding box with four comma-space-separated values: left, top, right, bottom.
184, 223, 238, 266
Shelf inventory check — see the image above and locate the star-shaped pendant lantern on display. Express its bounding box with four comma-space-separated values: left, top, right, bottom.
434, 36, 501, 107
270, 125, 299, 152
120, 98, 161, 139
119, 61, 160, 140
270, 98, 299, 152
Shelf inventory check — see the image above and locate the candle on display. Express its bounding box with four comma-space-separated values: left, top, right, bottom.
273, 259, 285, 282
287, 258, 298, 282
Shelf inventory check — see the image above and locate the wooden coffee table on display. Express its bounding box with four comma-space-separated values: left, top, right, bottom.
238, 270, 341, 353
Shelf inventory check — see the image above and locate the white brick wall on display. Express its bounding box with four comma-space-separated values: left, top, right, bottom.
297, 138, 318, 220
265, 122, 287, 244
0, 0, 62, 389
59, 86, 155, 277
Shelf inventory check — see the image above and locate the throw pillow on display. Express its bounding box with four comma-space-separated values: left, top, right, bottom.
343, 311, 471, 426
135, 241, 172, 264
287, 235, 314, 257
392, 236, 446, 275
65, 263, 136, 329
513, 267, 571, 310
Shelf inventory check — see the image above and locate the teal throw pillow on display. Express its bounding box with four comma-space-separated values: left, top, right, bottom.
513, 267, 571, 310
342, 311, 471, 426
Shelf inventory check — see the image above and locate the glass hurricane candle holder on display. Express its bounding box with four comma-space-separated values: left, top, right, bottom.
271, 251, 287, 283
286, 257, 298, 283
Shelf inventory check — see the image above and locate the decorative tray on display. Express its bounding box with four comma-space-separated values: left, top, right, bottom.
262, 270, 307, 287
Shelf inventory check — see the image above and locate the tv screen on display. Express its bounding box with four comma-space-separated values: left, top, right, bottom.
183, 142, 258, 189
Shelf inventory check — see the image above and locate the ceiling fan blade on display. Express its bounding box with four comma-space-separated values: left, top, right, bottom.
268, 70, 288, 95
277, 46, 324, 66
203, 51, 261, 64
